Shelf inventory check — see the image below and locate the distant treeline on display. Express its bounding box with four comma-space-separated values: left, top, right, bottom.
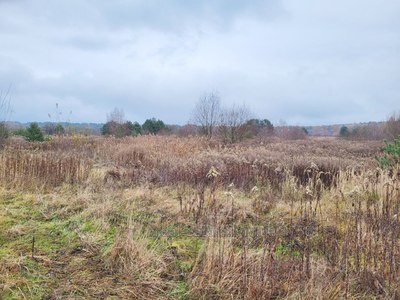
2, 94, 399, 144
339, 115, 400, 141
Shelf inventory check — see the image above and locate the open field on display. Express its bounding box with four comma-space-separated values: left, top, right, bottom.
1, 135, 399, 299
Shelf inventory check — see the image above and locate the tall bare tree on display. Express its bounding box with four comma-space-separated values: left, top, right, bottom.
107, 107, 125, 124
219, 104, 252, 143
0, 87, 12, 121
192, 92, 221, 138
0, 86, 12, 148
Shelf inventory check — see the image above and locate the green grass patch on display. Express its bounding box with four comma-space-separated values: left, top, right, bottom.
170, 281, 190, 300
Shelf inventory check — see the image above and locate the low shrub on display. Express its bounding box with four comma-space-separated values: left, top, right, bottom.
377, 135, 400, 168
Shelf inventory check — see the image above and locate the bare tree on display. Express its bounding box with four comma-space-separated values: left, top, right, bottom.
219, 104, 252, 143
0, 87, 12, 121
0, 86, 12, 148
192, 92, 221, 138
107, 107, 125, 124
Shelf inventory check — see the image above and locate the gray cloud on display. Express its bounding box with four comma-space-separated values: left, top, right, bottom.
0, 0, 399, 125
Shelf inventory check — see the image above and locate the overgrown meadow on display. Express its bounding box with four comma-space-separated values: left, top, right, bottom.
1, 135, 399, 299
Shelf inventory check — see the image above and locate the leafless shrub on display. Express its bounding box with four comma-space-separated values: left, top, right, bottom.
177, 124, 198, 137
385, 112, 400, 141
218, 104, 253, 143
275, 125, 307, 140
347, 122, 386, 140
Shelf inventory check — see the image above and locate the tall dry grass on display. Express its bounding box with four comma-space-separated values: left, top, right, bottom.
2, 134, 397, 298
182, 165, 400, 298
0, 136, 94, 189
96, 135, 381, 190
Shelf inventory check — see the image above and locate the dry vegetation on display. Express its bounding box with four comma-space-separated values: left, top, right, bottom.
1, 134, 399, 299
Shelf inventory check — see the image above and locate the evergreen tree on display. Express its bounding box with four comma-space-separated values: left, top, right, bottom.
25, 123, 44, 142
142, 118, 166, 134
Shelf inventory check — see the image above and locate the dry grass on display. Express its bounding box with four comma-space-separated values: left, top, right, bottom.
1, 134, 398, 299
0, 149, 91, 189
96, 135, 381, 189
103, 221, 172, 299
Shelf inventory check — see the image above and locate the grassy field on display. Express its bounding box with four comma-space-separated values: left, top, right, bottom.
0, 135, 399, 299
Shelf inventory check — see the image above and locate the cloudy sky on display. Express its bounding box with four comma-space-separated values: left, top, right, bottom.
0, 0, 399, 125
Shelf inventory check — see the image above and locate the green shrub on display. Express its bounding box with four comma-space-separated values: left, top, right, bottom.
13, 128, 28, 137
377, 135, 400, 168
25, 123, 44, 142
127, 121, 142, 137
339, 126, 349, 137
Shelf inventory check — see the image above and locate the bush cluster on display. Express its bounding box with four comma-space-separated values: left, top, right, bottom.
13, 123, 45, 142
102, 118, 167, 137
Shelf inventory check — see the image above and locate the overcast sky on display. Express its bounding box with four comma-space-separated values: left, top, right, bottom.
0, 0, 399, 125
